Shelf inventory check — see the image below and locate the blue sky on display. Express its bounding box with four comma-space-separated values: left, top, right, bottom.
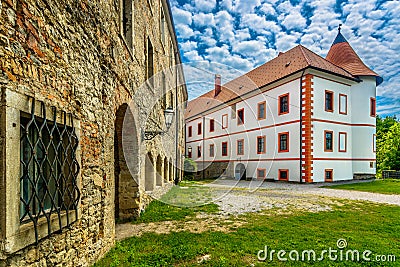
170, 0, 400, 117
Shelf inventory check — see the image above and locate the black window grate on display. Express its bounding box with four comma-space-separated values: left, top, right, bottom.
20, 98, 80, 243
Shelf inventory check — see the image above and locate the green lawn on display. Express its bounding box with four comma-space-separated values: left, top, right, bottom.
324, 179, 400, 195
95, 201, 400, 266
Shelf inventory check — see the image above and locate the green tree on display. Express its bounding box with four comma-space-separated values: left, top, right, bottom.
377, 119, 400, 175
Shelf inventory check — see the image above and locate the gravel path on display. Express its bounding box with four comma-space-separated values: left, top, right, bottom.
208, 179, 400, 208
115, 179, 400, 241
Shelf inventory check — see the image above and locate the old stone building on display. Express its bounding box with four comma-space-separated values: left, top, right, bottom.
0, 0, 187, 266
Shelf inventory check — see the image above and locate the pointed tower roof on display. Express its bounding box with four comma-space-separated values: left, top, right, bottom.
326, 26, 383, 85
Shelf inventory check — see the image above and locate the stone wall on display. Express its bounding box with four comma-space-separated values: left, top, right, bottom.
0, 0, 187, 266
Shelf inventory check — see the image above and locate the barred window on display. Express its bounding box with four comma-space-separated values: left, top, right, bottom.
20, 101, 80, 243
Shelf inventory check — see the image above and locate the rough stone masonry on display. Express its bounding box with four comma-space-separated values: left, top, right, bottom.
0, 0, 187, 266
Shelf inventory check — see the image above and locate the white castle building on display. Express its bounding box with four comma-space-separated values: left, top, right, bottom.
185, 29, 381, 183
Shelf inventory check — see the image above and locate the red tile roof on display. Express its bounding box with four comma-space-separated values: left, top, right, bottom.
186, 44, 356, 119
326, 32, 379, 78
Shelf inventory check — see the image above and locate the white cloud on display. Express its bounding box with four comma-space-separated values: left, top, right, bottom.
274, 32, 301, 53
175, 24, 196, 38
193, 12, 216, 27
194, 0, 216, 13
281, 12, 307, 31
259, 3, 276, 16
171, 6, 192, 25
241, 13, 281, 35
184, 50, 204, 61
180, 41, 198, 52
233, 0, 262, 14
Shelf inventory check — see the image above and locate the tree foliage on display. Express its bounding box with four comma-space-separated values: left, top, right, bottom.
376, 115, 400, 175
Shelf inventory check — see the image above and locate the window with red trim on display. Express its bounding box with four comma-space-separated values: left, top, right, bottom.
339, 94, 347, 115
188, 126, 192, 137
209, 144, 214, 157
197, 146, 201, 158
257, 169, 266, 180
278, 132, 289, 152
325, 169, 333, 182
222, 142, 228, 156
209, 119, 215, 132
278, 93, 289, 115
373, 134, 376, 153
198, 122, 202, 135
237, 108, 244, 125
279, 169, 289, 181
325, 90, 334, 112
370, 98, 376, 117
188, 147, 192, 158
257, 101, 266, 120
237, 139, 244, 155
222, 114, 228, 129
339, 132, 347, 152
324, 131, 333, 152
257, 136, 266, 154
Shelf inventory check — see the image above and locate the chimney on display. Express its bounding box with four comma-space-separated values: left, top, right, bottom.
214, 74, 221, 97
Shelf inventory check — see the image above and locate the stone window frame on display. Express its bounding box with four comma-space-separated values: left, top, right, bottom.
0, 89, 82, 254
120, 0, 135, 58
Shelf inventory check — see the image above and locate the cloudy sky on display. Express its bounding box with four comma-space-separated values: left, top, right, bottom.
170, 0, 400, 117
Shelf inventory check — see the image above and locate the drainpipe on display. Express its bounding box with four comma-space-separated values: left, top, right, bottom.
202, 115, 205, 180
299, 69, 306, 183
174, 53, 179, 185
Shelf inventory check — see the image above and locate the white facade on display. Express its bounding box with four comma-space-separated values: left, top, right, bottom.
186, 68, 377, 182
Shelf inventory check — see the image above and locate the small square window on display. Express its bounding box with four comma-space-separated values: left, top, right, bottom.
325, 169, 333, 182
258, 101, 266, 120
222, 114, 228, 129
279, 169, 289, 181
325, 90, 334, 112
339, 132, 347, 152
257, 136, 266, 154
257, 169, 266, 180
237, 109, 244, 125
209, 144, 214, 157
237, 139, 244, 155
370, 98, 376, 117
339, 94, 347, 115
188, 126, 192, 137
324, 131, 333, 152
278, 132, 289, 152
279, 94, 289, 115
222, 142, 228, 156
210, 119, 215, 132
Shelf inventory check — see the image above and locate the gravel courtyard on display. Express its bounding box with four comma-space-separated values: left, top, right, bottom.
116, 179, 400, 241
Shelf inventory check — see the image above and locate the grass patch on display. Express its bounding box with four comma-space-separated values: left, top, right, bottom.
324, 179, 400, 195
132, 200, 219, 224
96, 202, 400, 266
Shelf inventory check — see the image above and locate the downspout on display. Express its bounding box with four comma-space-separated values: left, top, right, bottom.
202, 115, 205, 180
174, 54, 179, 185
299, 69, 306, 183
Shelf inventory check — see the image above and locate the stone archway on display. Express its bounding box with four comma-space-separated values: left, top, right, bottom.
145, 152, 155, 191
164, 156, 169, 182
169, 160, 174, 183
114, 103, 140, 220
156, 155, 163, 186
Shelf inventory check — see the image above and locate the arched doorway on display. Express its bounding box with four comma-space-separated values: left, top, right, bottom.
156, 155, 163, 186
235, 163, 246, 180
114, 103, 139, 220
145, 152, 155, 191
164, 157, 169, 182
